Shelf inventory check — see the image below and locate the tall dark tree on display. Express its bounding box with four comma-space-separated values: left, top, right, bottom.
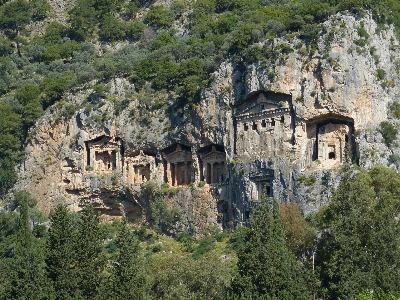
105, 219, 147, 300
316, 165, 400, 299
0, 191, 52, 300
75, 205, 105, 299
230, 197, 311, 299
46, 205, 78, 300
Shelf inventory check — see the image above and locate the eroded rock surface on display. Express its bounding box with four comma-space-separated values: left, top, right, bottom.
11, 13, 400, 232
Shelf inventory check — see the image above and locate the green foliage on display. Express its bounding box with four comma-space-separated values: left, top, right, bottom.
315, 165, 400, 299
150, 197, 182, 232
46, 205, 78, 299
380, 121, 398, 146
0, 36, 13, 57
43, 40, 82, 62
30, 0, 51, 19
0, 0, 30, 33
389, 102, 400, 118
144, 5, 175, 29
0, 191, 52, 299
192, 236, 216, 259
100, 14, 126, 42
377, 68, 386, 80
68, 0, 97, 41
40, 72, 76, 108
148, 253, 231, 300
104, 219, 147, 299
75, 205, 105, 299
229, 197, 312, 299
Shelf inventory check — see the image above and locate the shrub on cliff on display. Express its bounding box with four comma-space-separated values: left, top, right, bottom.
380, 121, 398, 146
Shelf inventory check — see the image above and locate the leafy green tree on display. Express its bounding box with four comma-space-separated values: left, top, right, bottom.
0, 0, 31, 56
46, 205, 78, 300
100, 14, 126, 42
41, 22, 67, 46
149, 253, 232, 300
144, 5, 175, 29
30, 0, 51, 19
75, 205, 105, 299
230, 198, 311, 299
380, 121, 398, 146
0, 36, 13, 57
280, 203, 315, 257
40, 72, 76, 108
316, 165, 400, 299
15, 83, 41, 106
125, 20, 146, 40
68, 0, 97, 41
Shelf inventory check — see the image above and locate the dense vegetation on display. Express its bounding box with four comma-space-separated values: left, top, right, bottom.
1, 0, 400, 195
1, 164, 400, 299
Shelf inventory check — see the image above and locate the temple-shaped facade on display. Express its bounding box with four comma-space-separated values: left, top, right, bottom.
234, 91, 292, 157
125, 150, 156, 184
85, 136, 122, 172
162, 144, 193, 186
198, 145, 227, 185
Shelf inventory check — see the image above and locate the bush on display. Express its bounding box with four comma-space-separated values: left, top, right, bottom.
377, 68, 386, 81
380, 121, 398, 146
144, 6, 175, 29
390, 102, 400, 118
100, 14, 126, 42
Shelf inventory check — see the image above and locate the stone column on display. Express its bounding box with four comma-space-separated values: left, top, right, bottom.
116, 150, 121, 172
174, 163, 179, 186
186, 161, 191, 184
166, 163, 172, 186
210, 162, 214, 184
90, 148, 96, 170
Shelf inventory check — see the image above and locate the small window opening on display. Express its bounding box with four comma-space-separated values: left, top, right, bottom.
244, 123, 248, 131
260, 104, 264, 110
345, 135, 348, 143
266, 185, 271, 196
329, 152, 335, 159
252, 122, 257, 130
281, 116, 284, 123
271, 118, 275, 126
261, 120, 267, 128
245, 211, 250, 220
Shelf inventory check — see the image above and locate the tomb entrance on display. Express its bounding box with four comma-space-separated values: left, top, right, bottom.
198, 145, 227, 185
85, 136, 122, 173
305, 114, 356, 167
162, 144, 193, 186
250, 170, 274, 200
125, 150, 155, 185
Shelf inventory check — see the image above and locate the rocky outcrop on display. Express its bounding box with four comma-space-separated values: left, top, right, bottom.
11, 12, 400, 232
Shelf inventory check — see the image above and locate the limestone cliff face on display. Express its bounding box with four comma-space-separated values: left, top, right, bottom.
11, 13, 400, 231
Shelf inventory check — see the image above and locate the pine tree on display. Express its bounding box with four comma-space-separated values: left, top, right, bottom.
230, 197, 311, 299
46, 205, 78, 300
1, 191, 52, 300
108, 219, 147, 300
75, 205, 105, 299
316, 165, 400, 299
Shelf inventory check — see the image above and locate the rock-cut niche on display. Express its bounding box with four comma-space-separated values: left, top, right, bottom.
198, 144, 228, 185
125, 150, 156, 185
162, 143, 193, 186
305, 114, 356, 167
234, 91, 293, 157
85, 136, 122, 172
